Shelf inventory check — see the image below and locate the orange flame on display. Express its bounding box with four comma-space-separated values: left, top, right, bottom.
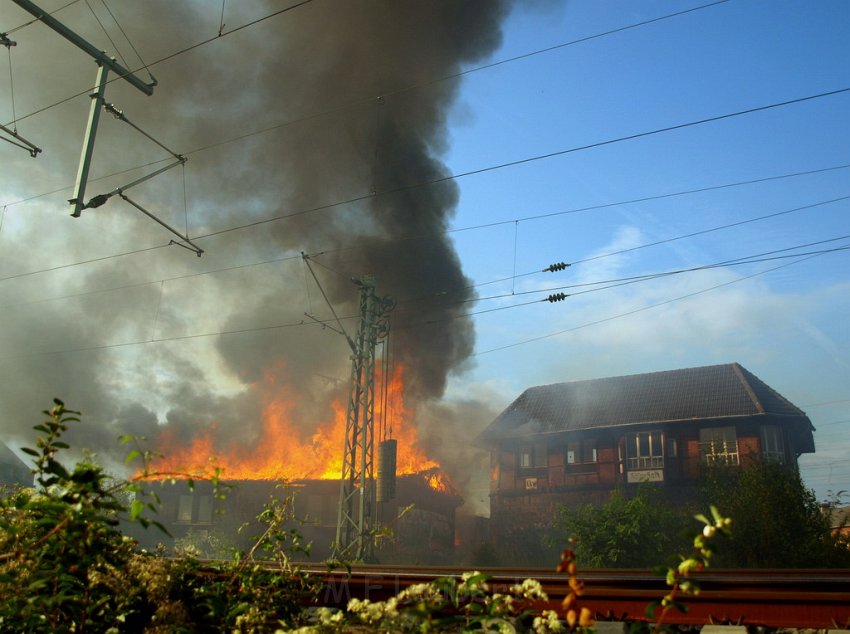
422, 467, 459, 496
146, 364, 438, 481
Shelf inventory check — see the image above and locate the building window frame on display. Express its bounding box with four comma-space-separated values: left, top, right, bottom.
625, 430, 664, 470
518, 442, 547, 469
699, 426, 740, 466
761, 425, 785, 463
567, 439, 597, 465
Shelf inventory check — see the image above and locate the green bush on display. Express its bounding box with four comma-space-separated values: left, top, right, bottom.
0, 399, 317, 632
552, 484, 692, 568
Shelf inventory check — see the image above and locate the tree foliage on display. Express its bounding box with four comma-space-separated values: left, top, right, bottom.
699, 459, 850, 568
553, 484, 692, 568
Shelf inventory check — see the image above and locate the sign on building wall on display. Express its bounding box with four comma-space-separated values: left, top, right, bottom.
626, 469, 664, 483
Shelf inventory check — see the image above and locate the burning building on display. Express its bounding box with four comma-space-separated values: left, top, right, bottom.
129, 362, 466, 563
133, 467, 462, 564
477, 363, 816, 564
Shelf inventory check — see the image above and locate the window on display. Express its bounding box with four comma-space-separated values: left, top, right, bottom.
197, 495, 213, 524
177, 495, 193, 523
567, 439, 597, 464
761, 425, 785, 463
699, 426, 739, 466
626, 431, 664, 469
519, 443, 547, 468
667, 437, 678, 458
177, 493, 214, 524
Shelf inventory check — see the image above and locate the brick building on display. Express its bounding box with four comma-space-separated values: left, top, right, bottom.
477, 363, 815, 560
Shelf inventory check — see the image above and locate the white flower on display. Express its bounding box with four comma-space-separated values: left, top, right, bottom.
533, 609, 565, 633
486, 592, 516, 615
510, 578, 548, 601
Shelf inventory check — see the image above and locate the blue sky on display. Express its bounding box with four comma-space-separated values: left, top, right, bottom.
0, 0, 847, 507
442, 0, 849, 500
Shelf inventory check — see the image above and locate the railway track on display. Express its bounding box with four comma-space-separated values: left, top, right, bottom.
297, 564, 850, 628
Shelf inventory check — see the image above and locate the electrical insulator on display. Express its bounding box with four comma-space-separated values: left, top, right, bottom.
544, 262, 570, 272
547, 292, 568, 303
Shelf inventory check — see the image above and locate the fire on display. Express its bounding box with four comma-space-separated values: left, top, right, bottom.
146, 364, 438, 481
421, 467, 459, 496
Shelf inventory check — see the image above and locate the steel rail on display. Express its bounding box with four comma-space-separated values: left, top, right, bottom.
291, 564, 850, 629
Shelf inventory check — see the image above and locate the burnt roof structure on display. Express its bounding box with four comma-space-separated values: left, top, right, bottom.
478, 363, 815, 453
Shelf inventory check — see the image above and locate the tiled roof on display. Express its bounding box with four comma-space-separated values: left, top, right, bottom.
479, 363, 813, 442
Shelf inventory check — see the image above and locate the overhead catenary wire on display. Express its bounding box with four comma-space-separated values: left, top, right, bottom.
385, 194, 850, 307
471, 248, 838, 356
380, 241, 850, 330
2, 76, 848, 241
30, 85, 839, 256
218, 0, 227, 37
84, 0, 130, 69
0, 171, 847, 318
2, 0, 725, 129
97, 0, 155, 83
1, 0, 82, 35
3, 0, 315, 127
2, 230, 847, 330
2, 235, 847, 362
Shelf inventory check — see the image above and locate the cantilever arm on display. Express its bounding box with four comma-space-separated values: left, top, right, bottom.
119, 193, 203, 257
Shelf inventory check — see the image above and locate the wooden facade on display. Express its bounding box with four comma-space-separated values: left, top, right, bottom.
477, 363, 816, 560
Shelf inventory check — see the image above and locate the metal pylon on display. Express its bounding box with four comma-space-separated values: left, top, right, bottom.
332, 275, 391, 561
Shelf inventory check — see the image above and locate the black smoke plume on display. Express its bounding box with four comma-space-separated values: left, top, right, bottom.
0, 0, 510, 498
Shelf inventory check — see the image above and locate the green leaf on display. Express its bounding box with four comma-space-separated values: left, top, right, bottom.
124, 449, 141, 465
45, 461, 70, 479
694, 513, 710, 525
710, 505, 723, 525
463, 573, 492, 587
20, 447, 39, 457
130, 499, 144, 520
645, 600, 660, 618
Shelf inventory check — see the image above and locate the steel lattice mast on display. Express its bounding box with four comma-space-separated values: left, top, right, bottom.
332, 275, 392, 561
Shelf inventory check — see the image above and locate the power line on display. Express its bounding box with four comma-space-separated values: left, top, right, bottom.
4, 0, 723, 129
1, 0, 82, 35
391, 240, 850, 322
84, 0, 129, 70
471, 249, 836, 356
468, 190, 850, 294
1, 237, 846, 363
0, 316, 330, 361
384, 197, 850, 307
3, 1, 314, 126
804, 399, 850, 408
130, 87, 850, 251
568, 196, 850, 267
2, 174, 847, 315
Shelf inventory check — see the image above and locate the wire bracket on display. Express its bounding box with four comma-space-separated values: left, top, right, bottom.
119, 193, 203, 257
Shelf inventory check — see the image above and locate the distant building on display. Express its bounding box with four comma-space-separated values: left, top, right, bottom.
476, 363, 815, 562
